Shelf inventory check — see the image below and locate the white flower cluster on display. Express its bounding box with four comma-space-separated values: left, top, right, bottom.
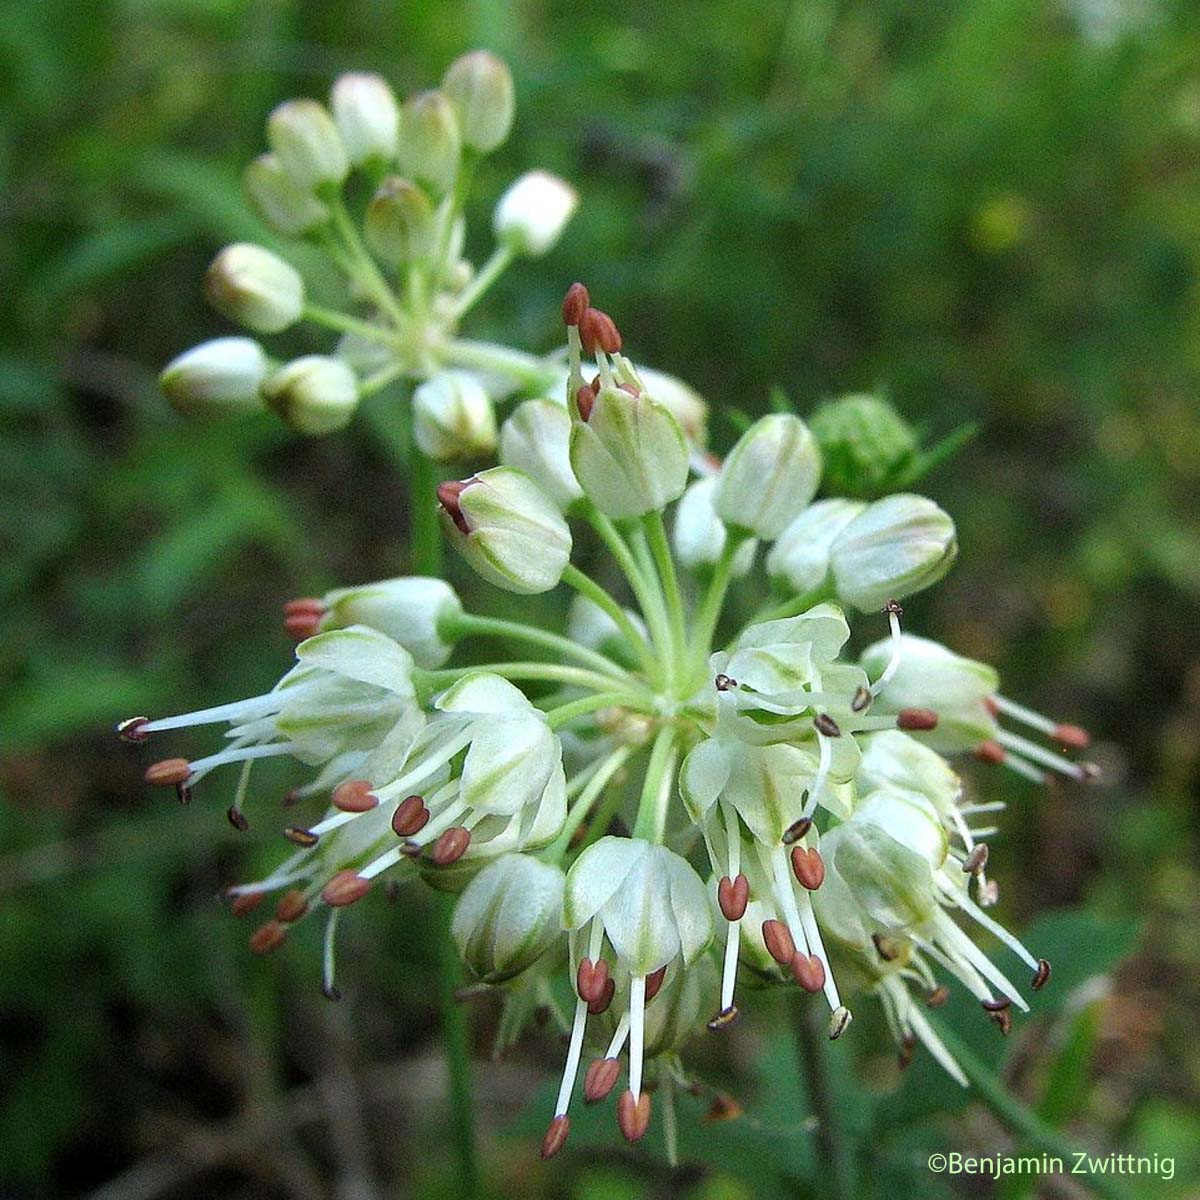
122, 283, 1097, 1161
159, 51, 580, 447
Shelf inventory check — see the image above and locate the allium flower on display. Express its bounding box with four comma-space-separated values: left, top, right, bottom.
123, 280, 1098, 1161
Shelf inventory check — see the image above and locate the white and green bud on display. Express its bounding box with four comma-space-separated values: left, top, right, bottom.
267, 98, 349, 191
413, 371, 497, 461
493, 170, 578, 257
442, 50, 515, 153
263, 355, 359, 435
862, 635, 998, 753
159, 337, 268, 418
830, 494, 957, 612
363, 176, 434, 263
767, 499, 867, 597
809, 393, 919, 498
243, 153, 330, 237
638, 366, 708, 450
438, 467, 571, 595
203, 243, 304, 334
569, 385, 689, 520
856, 730, 962, 814
319, 577, 463, 669
330, 72, 399, 166
672, 478, 756, 578
714, 413, 822, 540
398, 90, 461, 195
499, 399, 582, 511
452, 854, 565, 983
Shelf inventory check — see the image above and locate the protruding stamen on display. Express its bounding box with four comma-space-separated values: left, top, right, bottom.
790, 953, 826, 993
926, 985, 950, 1008
828, 1006, 853, 1039
762, 918, 796, 966
962, 843, 989, 875
714, 673, 737, 692
322, 909, 342, 1000
1054, 724, 1090, 750
587, 978, 615, 1016
897, 708, 939, 731
540, 1115, 570, 1159
898, 1033, 917, 1070
575, 384, 596, 421
284, 612, 322, 640
332, 780, 378, 812
974, 739, 1006, 765
249, 920, 287, 955
1031, 958, 1052, 990
430, 826, 471, 866
230, 892, 264, 918
706, 1006, 739, 1031
583, 1058, 621, 1104
782, 817, 812, 845
276, 889, 308, 922
579, 308, 622, 356
145, 758, 191, 786
283, 826, 319, 848
813, 713, 841, 738
851, 686, 872, 713
227, 806, 250, 832
988, 1007, 1013, 1036
790, 846, 825, 890
991, 694, 1092, 750
576, 957, 610, 1005
437, 480, 474, 535
872, 932, 901, 962
117, 716, 151, 743
997, 729, 1096, 782
870, 601, 905, 697
704, 1093, 744, 1122
981, 996, 1011, 1012
322, 870, 372, 907
628, 973, 647, 1101
562, 282, 589, 326
391, 794, 430, 837
717, 874, 749, 921
616, 1089, 651, 1143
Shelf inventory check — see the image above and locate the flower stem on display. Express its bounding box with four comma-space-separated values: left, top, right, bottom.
643, 511, 688, 688
794, 994, 853, 1200
561, 564, 658, 680
328, 195, 407, 328
627, 524, 676, 686
408, 427, 442, 577
541, 745, 633, 863
751, 583, 831, 626
439, 337, 556, 391
302, 303, 400, 347
422, 661, 634, 696
545, 691, 640, 730
631, 725, 679, 843
450, 242, 517, 318
690, 535, 743, 682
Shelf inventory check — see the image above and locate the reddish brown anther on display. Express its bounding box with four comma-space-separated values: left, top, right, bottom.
117, 716, 151, 743
790, 952, 826, 993
718, 874, 750, 922
762, 918, 796, 966
583, 1057, 621, 1104
645, 965, 667, 1002
227, 806, 250, 833
249, 920, 288, 955
984, 695, 1000, 717
576, 957, 610, 1005
431, 826, 471, 866
974, 739, 1006, 765
436, 479, 473, 535
283, 826, 319, 848
275, 889, 308, 923
322, 870, 372, 908
704, 1092, 744, 1123
283, 787, 303, 807
540, 1114, 570, 1159
781, 816, 812, 845
391, 794, 429, 837
618, 381, 640, 397
872, 932, 900, 962
1054, 724, 1090, 750
790, 845, 825, 890
616, 1090, 651, 1143
1032, 958, 1052, 990
897, 707, 939, 731
145, 758, 191, 786
575, 383, 596, 421
579, 307, 622, 355
562, 282, 589, 326
851, 685, 872, 713
898, 1033, 917, 1070
284, 612, 323, 640
814, 713, 842, 738
229, 891, 264, 918
714, 673, 737, 692
988, 1007, 1013, 1036
706, 1005, 739, 1031
926, 985, 951, 1008
981, 996, 1012, 1012
332, 779, 378, 813
587, 977, 615, 1016
883, 599, 904, 616
284, 597, 324, 617
962, 843, 989, 875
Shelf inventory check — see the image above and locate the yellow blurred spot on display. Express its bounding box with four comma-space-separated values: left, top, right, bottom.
971, 194, 1032, 254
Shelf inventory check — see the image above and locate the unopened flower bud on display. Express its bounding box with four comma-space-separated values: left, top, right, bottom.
159, 337, 268, 417
398, 90, 460, 195
204, 244, 304, 334
263, 356, 359, 435
638, 366, 708, 450
673, 478, 756, 578
493, 170, 578, 257
767, 499, 867, 596
566, 595, 647, 661
810, 393, 919, 498
451, 854, 565, 983
243, 153, 330, 237
331, 72, 399, 165
413, 371, 497, 461
499, 399, 582, 510
319, 577, 462, 668
442, 50, 515, 153
569, 386, 689, 519
267, 99, 349, 191
830, 494, 957, 612
364, 176, 434, 263
438, 467, 571, 595
714, 414, 822, 539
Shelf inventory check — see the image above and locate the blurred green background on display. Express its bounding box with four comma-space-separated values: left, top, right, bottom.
3, 0, 1200, 1196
